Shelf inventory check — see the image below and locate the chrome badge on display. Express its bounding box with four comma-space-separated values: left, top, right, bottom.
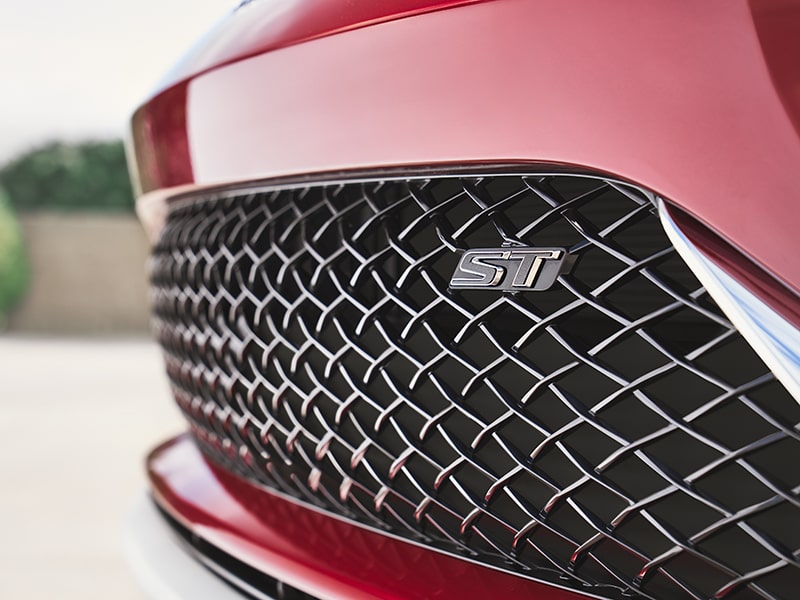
449, 247, 572, 291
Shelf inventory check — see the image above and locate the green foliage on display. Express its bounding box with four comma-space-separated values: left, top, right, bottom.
0, 188, 29, 322
0, 140, 134, 212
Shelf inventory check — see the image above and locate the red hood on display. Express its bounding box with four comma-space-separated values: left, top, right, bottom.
152, 0, 486, 95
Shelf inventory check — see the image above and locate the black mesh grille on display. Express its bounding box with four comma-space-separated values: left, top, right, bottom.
150, 174, 800, 600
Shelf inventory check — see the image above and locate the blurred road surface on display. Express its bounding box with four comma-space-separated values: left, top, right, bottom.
0, 336, 184, 599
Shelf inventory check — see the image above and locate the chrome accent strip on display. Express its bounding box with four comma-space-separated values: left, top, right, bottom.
658, 198, 800, 404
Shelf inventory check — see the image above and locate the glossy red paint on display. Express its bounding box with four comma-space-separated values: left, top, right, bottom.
750, 0, 800, 139
155, 0, 485, 93
131, 0, 800, 308
150, 434, 591, 600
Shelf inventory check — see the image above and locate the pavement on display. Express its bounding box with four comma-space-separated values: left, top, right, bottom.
0, 336, 184, 599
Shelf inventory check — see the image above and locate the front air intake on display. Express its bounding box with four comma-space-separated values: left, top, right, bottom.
150, 173, 800, 600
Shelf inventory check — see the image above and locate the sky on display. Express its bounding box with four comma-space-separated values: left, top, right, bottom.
0, 1, 233, 164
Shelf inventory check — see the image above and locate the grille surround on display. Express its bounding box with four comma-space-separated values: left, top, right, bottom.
150, 172, 800, 600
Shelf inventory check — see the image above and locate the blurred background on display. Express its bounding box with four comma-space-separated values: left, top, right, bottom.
0, 1, 232, 597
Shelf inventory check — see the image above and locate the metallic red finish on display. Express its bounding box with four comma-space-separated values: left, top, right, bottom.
155, 0, 484, 93
131, 0, 800, 306
150, 434, 590, 600
750, 0, 800, 138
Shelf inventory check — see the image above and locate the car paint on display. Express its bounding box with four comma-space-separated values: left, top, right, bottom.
153, 0, 485, 95
150, 434, 593, 600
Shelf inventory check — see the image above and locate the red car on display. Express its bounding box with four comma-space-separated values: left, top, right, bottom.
125, 1, 800, 599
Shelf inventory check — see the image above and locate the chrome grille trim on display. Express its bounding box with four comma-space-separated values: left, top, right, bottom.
150, 173, 800, 600
659, 200, 800, 406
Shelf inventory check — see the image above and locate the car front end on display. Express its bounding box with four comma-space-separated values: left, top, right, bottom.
126, 1, 800, 599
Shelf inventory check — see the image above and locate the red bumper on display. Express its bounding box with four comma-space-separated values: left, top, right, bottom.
150, 434, 589, 600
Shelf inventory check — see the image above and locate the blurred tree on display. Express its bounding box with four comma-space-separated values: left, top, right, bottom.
0, 187, 29, 324
0, 140, 134, 212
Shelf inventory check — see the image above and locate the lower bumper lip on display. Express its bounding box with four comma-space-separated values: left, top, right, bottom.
125, 491, 255, 600
144, 433, 603, 600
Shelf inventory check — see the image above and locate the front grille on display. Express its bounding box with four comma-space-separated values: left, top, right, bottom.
150, 173, 800, 600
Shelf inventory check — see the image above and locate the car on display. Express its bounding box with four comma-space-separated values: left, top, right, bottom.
125, 1, 800, 599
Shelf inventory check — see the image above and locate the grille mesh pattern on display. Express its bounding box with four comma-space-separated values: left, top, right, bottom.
150, 174, 800, 600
